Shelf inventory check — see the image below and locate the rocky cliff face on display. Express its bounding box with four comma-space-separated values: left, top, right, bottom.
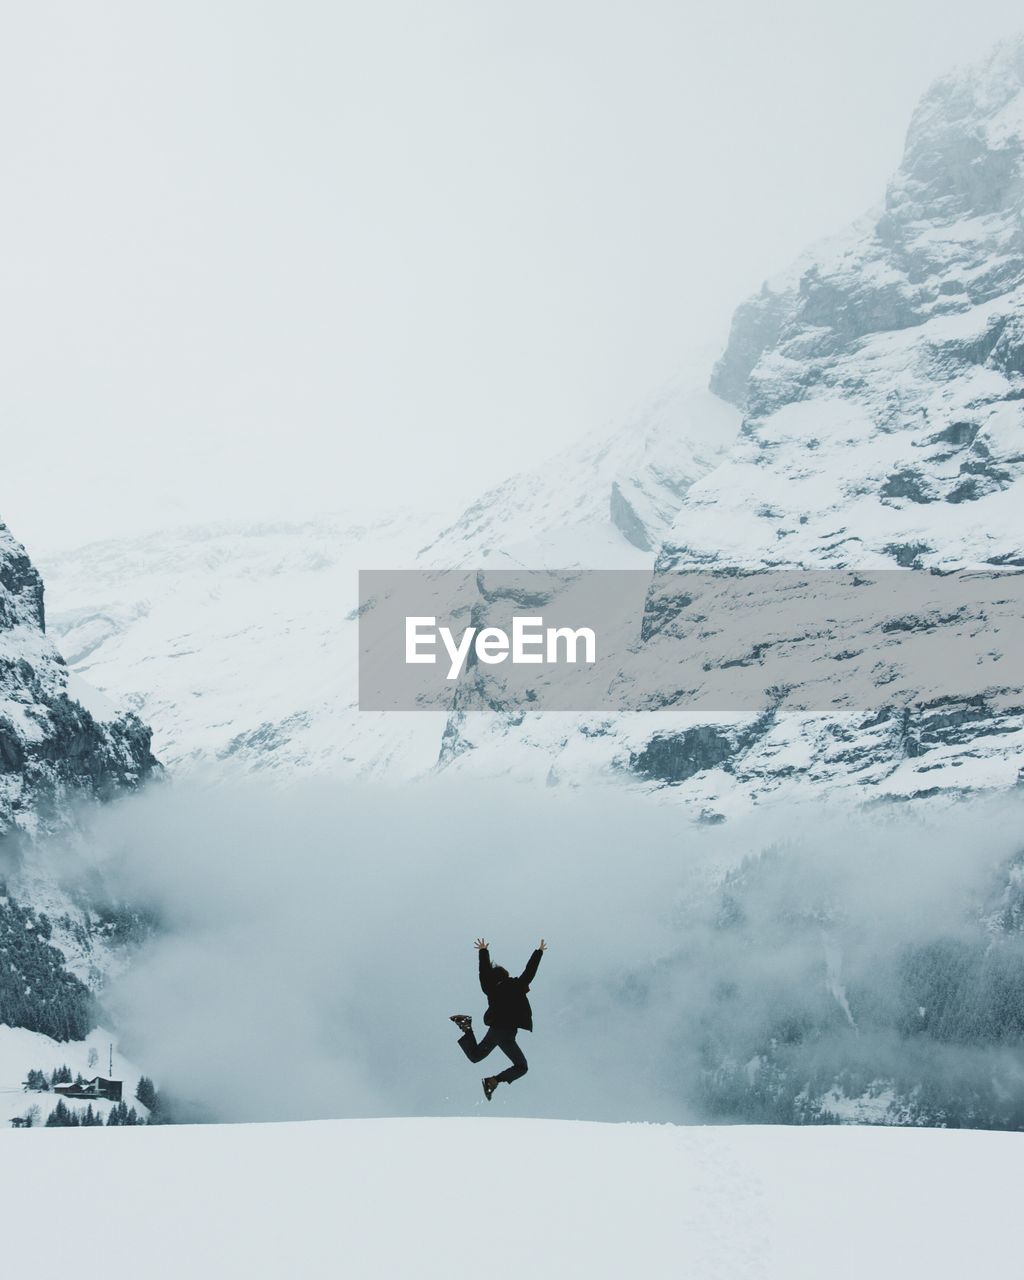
0, 522, 156, 840
432, 39, 1024, 811
695, 37, 1024, 573
0, 520, 158, 1037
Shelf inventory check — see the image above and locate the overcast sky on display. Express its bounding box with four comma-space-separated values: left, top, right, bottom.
3, 2, 1022, 552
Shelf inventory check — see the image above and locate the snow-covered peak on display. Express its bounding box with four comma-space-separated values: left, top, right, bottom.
906, 34, 1024, 167
713, 37, 1024, 414
686, 36, 1024, 575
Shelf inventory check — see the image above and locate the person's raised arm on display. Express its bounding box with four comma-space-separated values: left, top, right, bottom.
475, 938, 492, 992
519, 938, 547, 986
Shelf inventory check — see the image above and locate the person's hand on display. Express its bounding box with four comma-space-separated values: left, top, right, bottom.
538, 939, 547, 951
474, 938, 488, 950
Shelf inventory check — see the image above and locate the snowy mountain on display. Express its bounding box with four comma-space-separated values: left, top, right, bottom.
0, 520, 158, 1104
38, 384, 736, 778
693, 37, 1024, 572
40, 511, 447, 779
431, 37, 1024, 810
0, 522, 154, 841
39, 41, 1024, 814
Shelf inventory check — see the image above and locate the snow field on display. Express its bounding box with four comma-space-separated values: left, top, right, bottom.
1, 1117, 1020, 1279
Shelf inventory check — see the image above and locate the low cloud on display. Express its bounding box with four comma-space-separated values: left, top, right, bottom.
70, 779, 1024, 1125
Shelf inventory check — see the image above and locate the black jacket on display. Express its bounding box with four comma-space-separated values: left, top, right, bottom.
479, 947, 542, 1032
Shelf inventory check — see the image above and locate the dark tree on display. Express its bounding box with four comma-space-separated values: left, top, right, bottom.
107, 1100, 143, 1126
45, 1099, 78, 1127
0, 896, 96, 1041
135, 1076, 159, 1113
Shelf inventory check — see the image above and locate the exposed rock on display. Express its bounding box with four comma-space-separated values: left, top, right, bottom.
0, 519, 159, 1036
629, 726, 736, 783
0, 523, 157, 841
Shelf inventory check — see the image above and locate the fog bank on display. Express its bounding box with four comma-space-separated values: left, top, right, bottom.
71, 780, 1024, 1125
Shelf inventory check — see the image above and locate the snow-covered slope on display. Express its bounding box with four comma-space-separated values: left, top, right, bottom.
39, 382, 736, 778
1, 1118, 1021, 1279
421, 380, 738, 566
0, 1023, 148, 1127
41, 512, 446, 779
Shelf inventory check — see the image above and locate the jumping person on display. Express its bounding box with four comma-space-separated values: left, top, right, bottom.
451, 937, 546, 1101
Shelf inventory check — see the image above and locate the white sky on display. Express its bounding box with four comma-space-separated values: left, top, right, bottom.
2, 1, 1022, 553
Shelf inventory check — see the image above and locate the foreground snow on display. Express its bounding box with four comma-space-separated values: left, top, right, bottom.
1, 1117, 1020, 1278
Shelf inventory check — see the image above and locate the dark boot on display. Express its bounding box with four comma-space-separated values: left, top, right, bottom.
482, 1076, 499, 1101
450, 1014, 473, 1034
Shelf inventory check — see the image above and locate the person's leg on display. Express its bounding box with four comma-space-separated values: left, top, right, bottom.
491, 1029, 528, 1084
459, 1026, 498, 1064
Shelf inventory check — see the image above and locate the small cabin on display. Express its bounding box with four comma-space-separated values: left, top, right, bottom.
9, 1116, 31, 1128
53, 1077, 123, 1103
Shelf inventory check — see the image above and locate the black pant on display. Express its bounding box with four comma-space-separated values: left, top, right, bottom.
458, 1025, 528, 1084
